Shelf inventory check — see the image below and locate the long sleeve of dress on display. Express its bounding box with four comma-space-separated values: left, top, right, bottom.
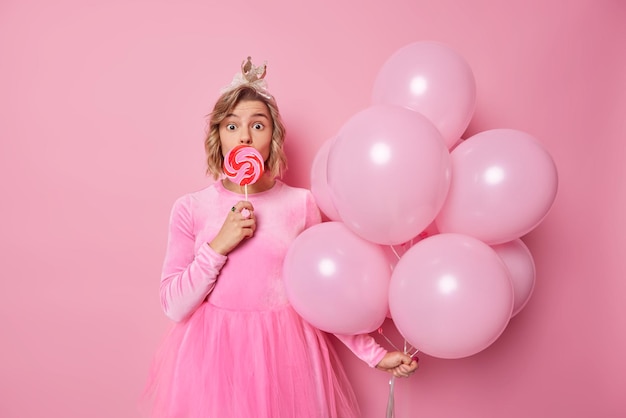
334, 333, 387, 368
160, 195, 227, 322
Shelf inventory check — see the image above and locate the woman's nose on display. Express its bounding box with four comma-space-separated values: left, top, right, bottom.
239, 128, 252, 144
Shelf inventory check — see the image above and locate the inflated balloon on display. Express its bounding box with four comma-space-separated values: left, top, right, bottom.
310, 138, 342, 221
492, 239, 536, 317
327, 105, 451, 245
283, 222, 390, 335
372, 41, 476, 149
435, 129, 558, 245
389, 233, 513, 359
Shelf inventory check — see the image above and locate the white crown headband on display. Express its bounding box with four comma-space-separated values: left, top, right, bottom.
220, 56, 272, 100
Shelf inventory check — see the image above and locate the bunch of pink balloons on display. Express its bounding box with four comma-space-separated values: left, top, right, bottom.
284, 41, 558, 359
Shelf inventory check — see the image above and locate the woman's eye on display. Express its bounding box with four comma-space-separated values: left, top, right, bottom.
252, 123, 264, 130
226, 124, 236, 131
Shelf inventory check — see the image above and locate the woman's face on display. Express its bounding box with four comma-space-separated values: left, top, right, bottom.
219, 99, 273, 162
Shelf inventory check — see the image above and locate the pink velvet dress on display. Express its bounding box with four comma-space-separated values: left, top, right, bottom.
143, 180, 386, 418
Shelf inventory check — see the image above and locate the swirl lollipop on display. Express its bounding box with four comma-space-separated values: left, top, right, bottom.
223, 145, 265, 217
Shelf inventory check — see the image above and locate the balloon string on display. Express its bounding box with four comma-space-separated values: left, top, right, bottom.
402, 340, 418, 357
378, 328, 401, 352
386, 376, 396, 418
379, 328, 421, 418
389, 245, 401, 260
385, 348, 419, 418
378, 329, 419, 356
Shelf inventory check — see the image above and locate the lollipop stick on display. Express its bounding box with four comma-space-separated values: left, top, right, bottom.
241, 184, 251, 219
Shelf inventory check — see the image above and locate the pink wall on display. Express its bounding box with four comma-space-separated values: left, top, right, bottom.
1, 0, 624, 417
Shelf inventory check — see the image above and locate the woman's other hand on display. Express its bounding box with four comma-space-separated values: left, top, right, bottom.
375, 351, 419, 378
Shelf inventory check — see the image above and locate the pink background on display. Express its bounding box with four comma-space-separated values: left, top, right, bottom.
1, 0, 625, 417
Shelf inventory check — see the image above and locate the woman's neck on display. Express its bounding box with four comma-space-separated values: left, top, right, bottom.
221, 174, 275, 195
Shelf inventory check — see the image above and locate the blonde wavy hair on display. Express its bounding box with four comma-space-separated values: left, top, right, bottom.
204, 85, 287, 180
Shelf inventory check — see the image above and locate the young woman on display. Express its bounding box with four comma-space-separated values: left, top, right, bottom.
143, 57, 417, 418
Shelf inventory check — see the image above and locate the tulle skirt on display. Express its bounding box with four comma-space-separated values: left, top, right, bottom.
142, 302, 360, 418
